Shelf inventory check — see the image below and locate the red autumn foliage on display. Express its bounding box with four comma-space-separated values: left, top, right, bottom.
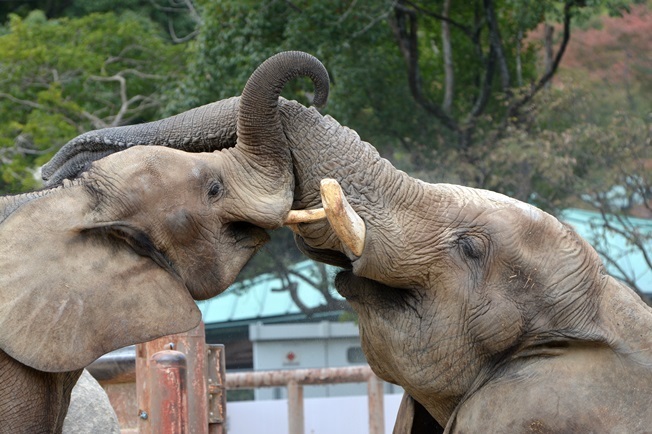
530, 4, 652, 85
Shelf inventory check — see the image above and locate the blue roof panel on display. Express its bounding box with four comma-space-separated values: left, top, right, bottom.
561, 208, 651, 293
198, 261, 341, 324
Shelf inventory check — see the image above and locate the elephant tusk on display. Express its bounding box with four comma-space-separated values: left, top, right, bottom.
320, 178, 366, 257
284, 208, 327, 225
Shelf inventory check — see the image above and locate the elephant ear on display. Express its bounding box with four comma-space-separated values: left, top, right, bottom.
393, 393, 444, 434
0, 187, 201, 372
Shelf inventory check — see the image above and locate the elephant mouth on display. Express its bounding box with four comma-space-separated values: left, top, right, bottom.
87, 224, 177, 276
334, 270, 365, 301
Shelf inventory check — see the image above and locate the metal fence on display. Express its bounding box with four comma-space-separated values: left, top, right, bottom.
91, 322, 385, 434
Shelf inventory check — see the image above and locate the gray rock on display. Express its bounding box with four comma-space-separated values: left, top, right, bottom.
63, 369, 120, 434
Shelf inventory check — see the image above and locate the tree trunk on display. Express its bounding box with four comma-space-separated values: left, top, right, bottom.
544, 24, 554, 90
442, 0, 454, 113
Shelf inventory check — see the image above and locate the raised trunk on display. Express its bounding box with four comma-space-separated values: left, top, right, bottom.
42, 98, 240, 186
237, 51, 329, 164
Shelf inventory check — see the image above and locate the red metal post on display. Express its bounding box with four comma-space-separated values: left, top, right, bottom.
207, 344, 226, 434
168, 323, 209, 433
137, 321, 209, 434
149, 350, 189, 434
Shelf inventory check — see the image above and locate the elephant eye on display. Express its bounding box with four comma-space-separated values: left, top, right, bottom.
207, 180, 224, 199
456, 234, 484, 260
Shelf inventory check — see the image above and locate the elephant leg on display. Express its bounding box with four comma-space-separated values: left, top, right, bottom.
0, 350, 82, 434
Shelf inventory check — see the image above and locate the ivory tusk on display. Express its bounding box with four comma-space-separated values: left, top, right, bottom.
320, 178, 366, 257
284, 208, 327, 225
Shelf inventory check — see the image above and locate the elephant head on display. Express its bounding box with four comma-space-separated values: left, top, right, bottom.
2, 51, 329, 374
1, 145, 258, 373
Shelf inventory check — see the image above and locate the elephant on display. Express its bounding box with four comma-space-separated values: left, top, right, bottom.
1, 51, 329, 433
42, 52, 652, 432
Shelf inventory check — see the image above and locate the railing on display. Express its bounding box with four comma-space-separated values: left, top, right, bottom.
91, 322, 385, 434
226, 366, 384, 434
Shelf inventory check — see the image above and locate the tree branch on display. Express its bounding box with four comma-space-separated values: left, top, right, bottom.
441, 0, 454, 113
168, 17, 199, 43
508, 0, 573, 118
351, 2, 394, 38
484, 0, 510, 91
402, 0, 474, 37
468, 44, 496, 119
0, 93, 44, 110
390, 2, 459, 132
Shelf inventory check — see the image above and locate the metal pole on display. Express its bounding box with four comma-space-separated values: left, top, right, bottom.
170, 323, 209, 434
149, 350, 189, 434
367, 374, 385, 434
287, 380, 305, 434
207, 344, 226, 434
136, 322, 209, 434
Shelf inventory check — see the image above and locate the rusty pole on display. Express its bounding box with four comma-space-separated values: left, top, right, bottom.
367, 374, 385, 434
149, 349, 189, 434
168, 323, 209, 433
137, 321, 210, 434
287, 380, 305, 434
207, 344, 226, 434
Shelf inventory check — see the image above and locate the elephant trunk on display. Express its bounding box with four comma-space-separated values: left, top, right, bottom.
42, 97, 241, 186
236, 51, 329, 171
221, 51, 329, 228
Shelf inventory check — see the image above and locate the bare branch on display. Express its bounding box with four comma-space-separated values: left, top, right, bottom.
336, 0, 359, 24
484, 0, 510, 92
508, 0, 573, 117
168, 17, 199, 43
441, 0, 454, 113
150, 0, 201, 42
283, 0, 303, 13
402, 0, 473, 37
78, 110, 109, 130
0, 93, 45, 110
390, 2, 459, 132
89, 71, 162, 126
352, 2, 395, 38
469, 45, 496, 119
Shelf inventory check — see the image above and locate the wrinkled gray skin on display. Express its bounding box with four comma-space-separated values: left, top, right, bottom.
2, 51, 328, 433
44, 53, 652, 433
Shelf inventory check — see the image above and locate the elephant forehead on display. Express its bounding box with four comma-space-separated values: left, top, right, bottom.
482, 190, 542, 218
93, 146, 210, 182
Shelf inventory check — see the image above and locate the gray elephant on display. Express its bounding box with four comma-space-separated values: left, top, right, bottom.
1, 52, 329, 433
43, 52, 652, 433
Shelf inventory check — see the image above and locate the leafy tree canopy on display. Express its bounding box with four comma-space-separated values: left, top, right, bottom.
0, 9, 187, 193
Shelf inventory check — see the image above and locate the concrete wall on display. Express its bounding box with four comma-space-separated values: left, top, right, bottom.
250, 321, 402, 399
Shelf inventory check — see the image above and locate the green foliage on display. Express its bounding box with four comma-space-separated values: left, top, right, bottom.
0, 10, 186, 193
2, 0, 649, 302
169, 1, 439, 154
0, 0, 199, 43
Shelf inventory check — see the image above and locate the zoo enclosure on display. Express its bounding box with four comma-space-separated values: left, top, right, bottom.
91, 321, 386, 434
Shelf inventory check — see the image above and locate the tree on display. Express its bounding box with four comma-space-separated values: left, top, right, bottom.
0, 0, 200, 44
0, 10, 187, 193
169, 0, 650, 308
2, 0, 648, 308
